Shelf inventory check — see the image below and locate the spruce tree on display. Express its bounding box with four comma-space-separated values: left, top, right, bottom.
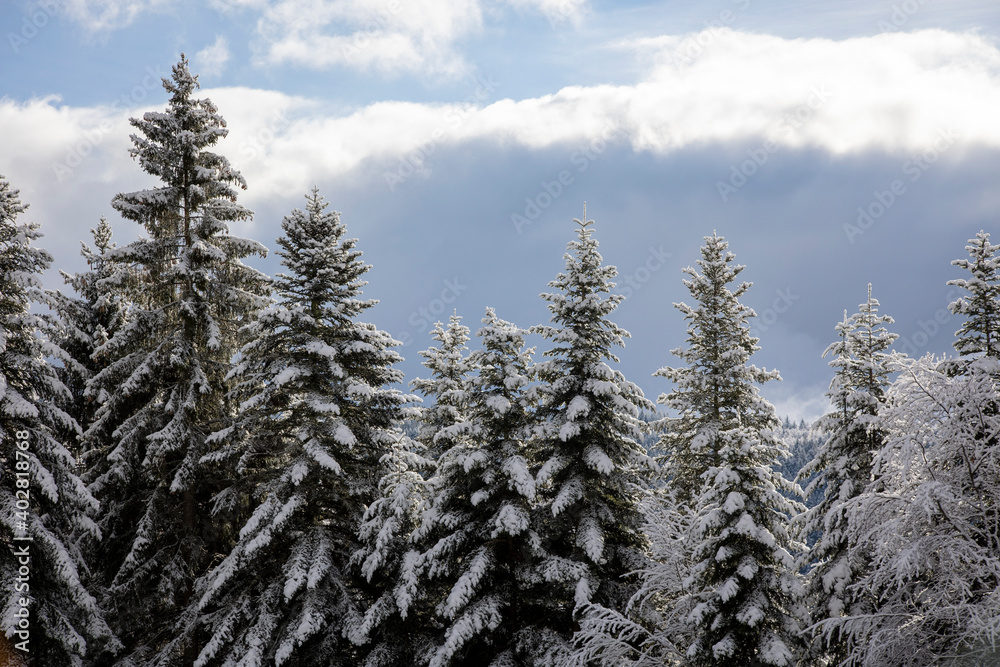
353, 432, 434, 667
194, 188, 407, 666
947, 230, 1000, 362
351, 314, 473, 666
0, 176, 117, 665
795, 286, 897, 663
48, 218, 129, 460
410, 314, 474, 461
401, 308, 556, 666
85, 56, 270, 665
531, 211, 655, 653
656, 232, 802, 667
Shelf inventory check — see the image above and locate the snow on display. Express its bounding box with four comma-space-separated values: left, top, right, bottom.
566, 395, 590, 420
485, 394, 511, 414
583, 445, 614, 474
718, 576, 739, 602
491, 503, 528, 537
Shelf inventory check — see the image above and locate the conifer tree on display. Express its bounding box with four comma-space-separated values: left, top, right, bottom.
795, 286, 897, 663
48, 218, 129, 458
531, 210, 655, 652
838, 234, 1000, 665
411, 314, 474, 461
0, 176, 117, 665
947, 230, 1000, 363
400, 309, 556, 666
85, 56, 270, 665
351, 314, 473, 666
353, 432, 434, 667
194, 188, 407, 666
656, 232, 802, 667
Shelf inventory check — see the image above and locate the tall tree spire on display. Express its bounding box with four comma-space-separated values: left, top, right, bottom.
531, 211, 655, 653
656, 232, 803, 667
195, 189, 408, 666
86, 54, 269, 665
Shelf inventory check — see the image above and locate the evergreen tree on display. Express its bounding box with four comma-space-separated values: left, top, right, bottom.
351, 314, 473, 666
838, 235, 1000, 665
0, 176, 117, 665
400, 309, 556, 666
947, 230, 1000, 362
353, 432, 434, 667
48, 218, 130, 459
411, 314, 474, 461
194, 188, 407, 666
795, 286, 898, 664
655, 232, 803, 667
85, 56, 270, 665
531, 211, 656, 653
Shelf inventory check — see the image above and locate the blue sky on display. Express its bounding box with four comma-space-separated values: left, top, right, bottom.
2, 0, 1000, 422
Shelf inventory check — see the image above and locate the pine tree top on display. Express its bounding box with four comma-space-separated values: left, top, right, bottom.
112, 54, 251, 231
0, 175, 56, 316
273, 187, 374, 323
533, 211, 640, 415
657, 231, 778, 418
948, 229, 1000, 359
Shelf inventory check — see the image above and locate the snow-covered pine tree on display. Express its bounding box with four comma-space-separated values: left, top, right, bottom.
0, 176, 117, 665
352, 431, 434, 667
194, 188, 408, 666
411, 314, 474, 461
947, 230, 1000, 365
531, 210, 656, 653
398, 308, 554, 666
655, 232, 803, 667
47, 217, 129, 459
350, 314, 473, 667
795, 286, 898, 664
85, 55, 270, 665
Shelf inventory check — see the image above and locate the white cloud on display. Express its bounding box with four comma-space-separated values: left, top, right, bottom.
253, 0, 482, 78
4, 29, 1000, 215
60, 0, 173, 32
618, 28, 1000, 155
195, 36, 232, 79
207, 30, 1000, 199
